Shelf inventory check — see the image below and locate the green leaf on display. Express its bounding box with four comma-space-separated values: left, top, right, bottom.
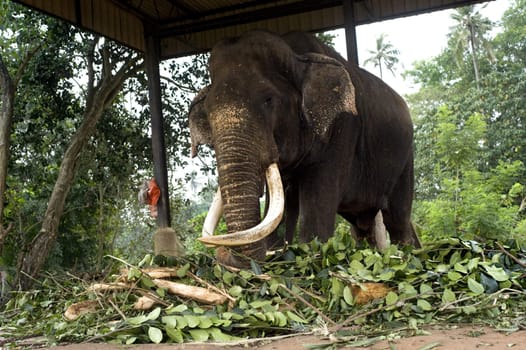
138, 254, 152, 268
161, 316, 177, 328
480, 273, 499, 293
148, 326, 163, 344
198, 316, 213, 329
331, 278, 344, 297
193, 306, 205, 314
156, 287, 166, 298
378, 270, 394, 281
175, 315, 188, 329
399, 282, 418, 297
275, 311, 288, 327
417, 299, 433, 311
435, 264, 449, 273
166, 327, 184, 343
185, 315, 200, 328
286, 311, 307, 323
343, 285, 354, 305
447, 271, 462, 281
466, 258, 480, 272
223, 271, 235, 284
127, 267, 142, 281
147, 307, 161, 321
239, 270, 254, 280
442, 288, 456, 304
483, 265, 509, 282
385, 291, 398, 306
176, 263, 190, 278
467, 278, 484, 295
449, 251, 462, 265
209, 327, 237, 342
264, 312, 275, 323
229, 285, 243, 297
171, 304, 188, 313
462, 305, 477, 314
419, 283, 433, 296
250, 299, 272, 309
140, 275, 156, 289
127, 315, 148, 325
250, 260, 263, 275
454, 263, 468, 274
188, 329, 210, 341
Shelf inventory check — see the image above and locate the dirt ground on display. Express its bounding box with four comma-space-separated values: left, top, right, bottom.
47, 325, 526, 350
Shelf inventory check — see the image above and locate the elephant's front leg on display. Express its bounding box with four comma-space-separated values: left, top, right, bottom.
297, 168, 340, 242
265, 181, 299, 249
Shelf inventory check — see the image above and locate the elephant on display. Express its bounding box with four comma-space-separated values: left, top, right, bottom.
188, 30, 421, 268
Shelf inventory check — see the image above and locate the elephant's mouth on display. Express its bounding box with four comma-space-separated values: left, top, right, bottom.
198, 163, 285, 247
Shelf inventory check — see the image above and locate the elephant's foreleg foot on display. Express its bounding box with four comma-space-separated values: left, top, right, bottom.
215, 243, 267, 269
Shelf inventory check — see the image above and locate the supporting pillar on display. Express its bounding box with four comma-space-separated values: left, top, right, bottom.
343, 0, 359, 65
144, 34, 171, 228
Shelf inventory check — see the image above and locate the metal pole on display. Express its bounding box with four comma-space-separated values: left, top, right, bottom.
343, 0, 359, 65
144, 34, 171, 228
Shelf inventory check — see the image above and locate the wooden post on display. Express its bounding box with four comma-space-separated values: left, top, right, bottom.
343, 0, 359, 65
144, 34, 171, 228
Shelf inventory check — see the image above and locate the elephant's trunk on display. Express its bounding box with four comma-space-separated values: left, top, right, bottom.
199, 105, 283, 267
208, 114, 266, 266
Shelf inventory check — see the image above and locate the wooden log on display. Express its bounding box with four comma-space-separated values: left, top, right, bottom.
134, 294, 159, 310
152, 279, 228, 305
119, 267, 181, 280
88, 282, 130, 292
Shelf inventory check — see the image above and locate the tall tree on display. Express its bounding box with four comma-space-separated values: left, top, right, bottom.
0, 1, 46, 254
364, 33, 400, 79
17, 36, 142, 289
449, 5, 495, 87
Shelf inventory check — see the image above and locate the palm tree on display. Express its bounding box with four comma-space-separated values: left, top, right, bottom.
450, 5, 495, 87
364, 33, 400, 79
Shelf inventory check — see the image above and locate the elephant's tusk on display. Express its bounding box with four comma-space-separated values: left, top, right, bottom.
199, 163, 285, 247
373, 210, 388, 251
202, 187, 224, 237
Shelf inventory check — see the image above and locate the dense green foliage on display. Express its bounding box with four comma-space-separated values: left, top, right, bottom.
0, 233, 524, 347
0, 2, 203, 280
408, 1, 526, 242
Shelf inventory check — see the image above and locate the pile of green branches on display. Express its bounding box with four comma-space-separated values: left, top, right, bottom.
1, 232, 525, 348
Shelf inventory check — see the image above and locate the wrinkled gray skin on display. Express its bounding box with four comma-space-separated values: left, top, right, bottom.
189, 31, 420, 267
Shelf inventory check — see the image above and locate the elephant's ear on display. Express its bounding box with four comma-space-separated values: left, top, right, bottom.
297, 53, 358, 142
189, 86, 212, 157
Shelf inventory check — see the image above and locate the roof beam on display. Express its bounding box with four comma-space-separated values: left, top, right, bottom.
157, 0, 341, 37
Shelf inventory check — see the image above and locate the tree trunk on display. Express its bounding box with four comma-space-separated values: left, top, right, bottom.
96, 183, 108, 271
0, 54, 15, 252
16, 42, 141, 290
468, 24, 480, 88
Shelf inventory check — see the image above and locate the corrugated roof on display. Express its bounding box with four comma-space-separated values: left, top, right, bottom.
14, 0, 493, 59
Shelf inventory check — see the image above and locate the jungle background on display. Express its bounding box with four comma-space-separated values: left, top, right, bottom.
0, 0, 525, 347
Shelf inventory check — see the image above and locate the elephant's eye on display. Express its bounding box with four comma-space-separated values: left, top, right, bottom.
263, 94, 281, 110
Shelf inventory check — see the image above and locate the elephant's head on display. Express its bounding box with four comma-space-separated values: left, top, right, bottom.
189, 31, 357, 267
